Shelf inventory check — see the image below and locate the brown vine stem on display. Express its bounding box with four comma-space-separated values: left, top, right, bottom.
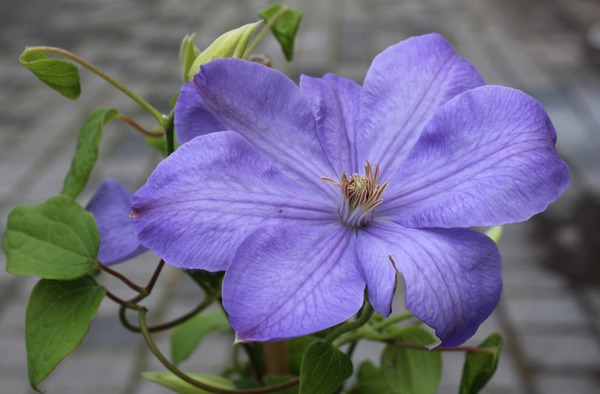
119, 290, 219, 333
118, 113, 164, 137
144, 259, 165, 294
138, 309, 300, 394
97, 261, 145, 294
105, 290, 141, 310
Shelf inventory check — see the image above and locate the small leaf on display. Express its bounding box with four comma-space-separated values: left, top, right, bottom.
20, 49, 81, 99
353, 361, 393, 394
299, 341, 353, 394
4, 195, 99, 279
259, 4, 303, 61
61, 108, 119, 198
26, 276, 105, 390
381, 326, 442, 394
459, 333, 503, 394
187, 21, 262, 81
485, 226, 503, 243
170, 309, 230, 366
142, 371, 235, 394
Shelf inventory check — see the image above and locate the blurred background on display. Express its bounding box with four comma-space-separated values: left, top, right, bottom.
1, 0, 599, 393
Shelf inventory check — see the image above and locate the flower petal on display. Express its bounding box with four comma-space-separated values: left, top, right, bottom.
300, 73, 361, 173
85, 179, 147, 265
223, 224, 365, 342
357, 222, 502, 347
132, 131, 333, 272
355, 238, 397, 318
175, 59, 336, 190
357, 33, 485, 177
380, 86, 570, 228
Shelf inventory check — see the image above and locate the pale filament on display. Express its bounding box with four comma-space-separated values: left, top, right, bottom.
322, 162, 388, 227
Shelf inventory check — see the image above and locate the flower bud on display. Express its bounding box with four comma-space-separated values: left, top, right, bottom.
179, 33, 201, 82
186, 21, 262, 81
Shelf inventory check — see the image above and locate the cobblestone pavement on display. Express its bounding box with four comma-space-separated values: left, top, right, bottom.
1, 0, 600, 393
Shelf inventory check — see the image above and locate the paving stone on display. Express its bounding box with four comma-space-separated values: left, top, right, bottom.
534, 374, 600, 394
502, 296, 589, 333
519, 333, 600, 369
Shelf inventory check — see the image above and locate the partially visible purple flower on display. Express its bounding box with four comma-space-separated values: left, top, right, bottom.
132, 34, 569, 346
86, 178, 147, 265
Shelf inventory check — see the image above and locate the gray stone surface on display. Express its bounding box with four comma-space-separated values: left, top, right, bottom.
1, 0, 600, 393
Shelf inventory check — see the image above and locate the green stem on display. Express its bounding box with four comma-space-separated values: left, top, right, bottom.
138, 309, 300, 394
333, 312, 414, 347
163, 111, 175, 155
241, 343, 265, 384
384, 340, 496, 354
370, 311, 413, 331
24, 46, 165, 124
324, 301, 374, 343
243, 6, 289, 58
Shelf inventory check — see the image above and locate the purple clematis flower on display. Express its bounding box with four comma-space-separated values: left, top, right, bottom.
132, 33, 569, 346
86, 178, 147, 265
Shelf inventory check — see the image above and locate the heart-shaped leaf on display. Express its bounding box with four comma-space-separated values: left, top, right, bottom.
26, 276, 105, 390
299, 341, 353, 394
4, 195, 99, 279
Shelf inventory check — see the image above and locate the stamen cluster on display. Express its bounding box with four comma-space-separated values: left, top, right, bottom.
323, 162, 388, 227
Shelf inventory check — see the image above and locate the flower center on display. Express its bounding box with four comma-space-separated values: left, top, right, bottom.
322, 162, 388, 228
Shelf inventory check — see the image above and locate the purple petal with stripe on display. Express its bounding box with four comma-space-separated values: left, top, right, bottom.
223, 224, 364, 342
132, 131, 334, 272
358, 221, 502, 347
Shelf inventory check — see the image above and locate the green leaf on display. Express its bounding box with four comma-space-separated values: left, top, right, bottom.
299, 341, 353, 394
459, 333, 503, 394
180, 33, 202, 82
353, 361, 393, 394
288, 335, 319, 375
20, 49, 81, 99
485, 226, 503, 243
26, 276, 105, 390
187, 21, 262, 81
380, 326, 442, 394
259, 4, 303, 61
60, 108, 118, 198
4, 195, 99, 279
170, 309, 230, 366
142, 371, 235, 394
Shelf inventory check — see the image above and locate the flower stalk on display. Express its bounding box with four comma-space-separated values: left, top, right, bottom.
22, 46, 165, 124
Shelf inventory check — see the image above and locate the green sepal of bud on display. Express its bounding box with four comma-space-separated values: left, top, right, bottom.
180, 33, 201, 82
186, 20, 262, 81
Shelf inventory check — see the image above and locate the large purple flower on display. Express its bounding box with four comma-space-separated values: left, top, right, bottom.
132, 34, 569, 346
